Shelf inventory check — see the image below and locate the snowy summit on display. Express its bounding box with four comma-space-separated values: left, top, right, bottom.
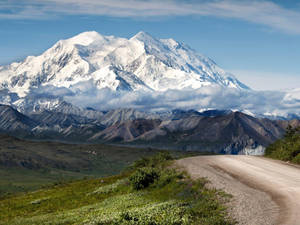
0, 31, 249, 98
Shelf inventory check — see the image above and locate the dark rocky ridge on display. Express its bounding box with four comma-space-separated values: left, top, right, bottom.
0, 104, 298, 154
97, 111, 296, 154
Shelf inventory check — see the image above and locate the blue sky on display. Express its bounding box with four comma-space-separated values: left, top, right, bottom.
0, 0, 299, 90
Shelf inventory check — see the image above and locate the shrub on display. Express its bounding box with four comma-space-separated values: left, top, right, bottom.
265, 125, 300, 164
153, 151, 173, 162
129, 151, 173, 170
129, 167, 159, 190
154, 169, 183, 188
292, 153, 300, 164
130, 157, 150, 169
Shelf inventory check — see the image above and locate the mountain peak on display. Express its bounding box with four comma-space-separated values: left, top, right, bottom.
0, 30, 250, 102
66, 31, 104, 46
131, 31, 156, 42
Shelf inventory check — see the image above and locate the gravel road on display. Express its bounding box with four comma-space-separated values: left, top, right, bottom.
176, 155, 300, 225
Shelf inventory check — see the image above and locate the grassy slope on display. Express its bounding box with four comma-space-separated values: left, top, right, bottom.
0, 153, 234, 225
0, 134, 203, 196
0, 134, 158, 195
265, 126, 300, 164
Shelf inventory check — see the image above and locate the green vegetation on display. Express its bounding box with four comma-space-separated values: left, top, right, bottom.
265, 125, 300, 163
0, 152, 234, 225
0, 134, 208, 197
129, 167, 159, 190
0, 141, 161, 196
0, 135, 167, 196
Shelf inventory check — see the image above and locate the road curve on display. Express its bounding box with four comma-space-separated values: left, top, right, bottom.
176, 155, 300, 225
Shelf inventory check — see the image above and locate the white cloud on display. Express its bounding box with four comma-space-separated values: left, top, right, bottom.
7, 80, 297, 118
1, 0, 300, 34
54, 83, 300, 117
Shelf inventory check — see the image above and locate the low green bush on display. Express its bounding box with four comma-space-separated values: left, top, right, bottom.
129, 167, 159, 190
129, 151, 173, 170
154, 169, 183, 188
265, 125, 300, 164
292, 153, 300, 164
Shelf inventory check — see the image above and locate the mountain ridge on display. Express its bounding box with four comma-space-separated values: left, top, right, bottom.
0, 30, 249, 99
0, 104, 298, 154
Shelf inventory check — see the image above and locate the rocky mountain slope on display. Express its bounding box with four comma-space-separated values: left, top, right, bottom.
0, 104, 297, 154
91, 111, 298, 154
0, 104, 37, 136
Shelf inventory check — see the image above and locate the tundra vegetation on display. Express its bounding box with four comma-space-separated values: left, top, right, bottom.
265, 125, 300, 164
0, 152, 234, 225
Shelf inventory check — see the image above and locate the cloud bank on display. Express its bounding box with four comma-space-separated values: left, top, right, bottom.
1, 0, 300, 34
1, 79, 299, 118
41, 81, 300, 118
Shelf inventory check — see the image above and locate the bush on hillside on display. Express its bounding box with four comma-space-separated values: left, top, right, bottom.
265, 125, 300, 163
292, 153, 300, 164
129, 151, 173, 170
129, 167, 159, 190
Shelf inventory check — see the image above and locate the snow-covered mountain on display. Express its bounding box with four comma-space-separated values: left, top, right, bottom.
1, 31, 299, 120
0, 31, 249, 98
0, 31, 299, 154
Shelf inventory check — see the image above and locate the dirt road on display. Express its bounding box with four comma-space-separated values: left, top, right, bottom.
176, 155, 300, 225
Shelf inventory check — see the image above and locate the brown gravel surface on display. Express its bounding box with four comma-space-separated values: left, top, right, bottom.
176, 155, 300, 225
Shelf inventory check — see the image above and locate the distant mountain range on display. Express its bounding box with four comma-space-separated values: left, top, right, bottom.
0, 104, 299, 154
